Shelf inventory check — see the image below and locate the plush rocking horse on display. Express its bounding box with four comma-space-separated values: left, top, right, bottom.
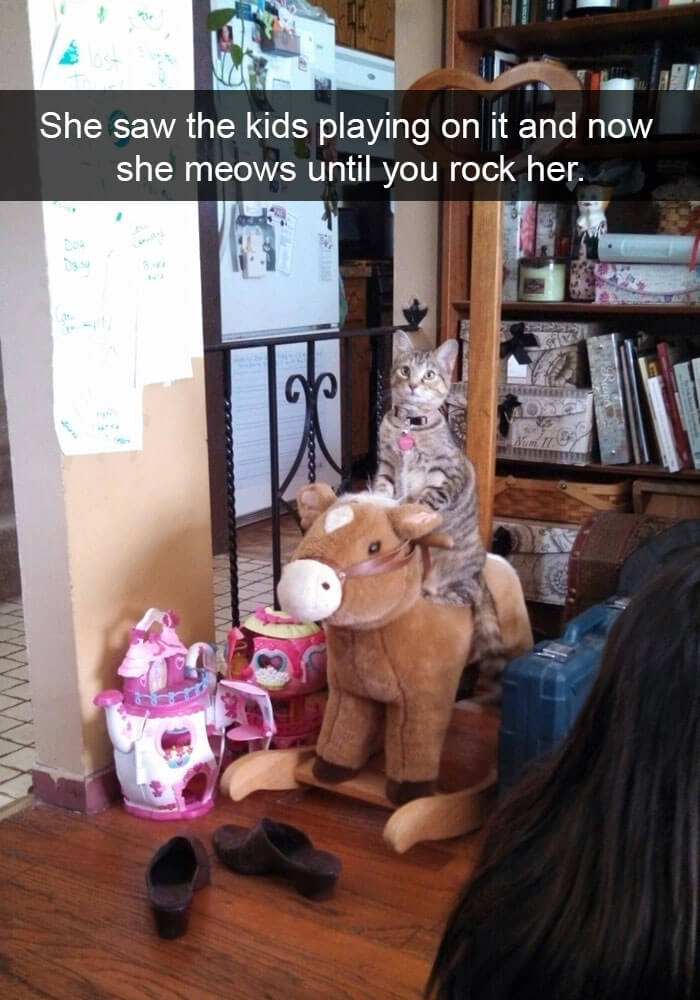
220, 485, 533, 853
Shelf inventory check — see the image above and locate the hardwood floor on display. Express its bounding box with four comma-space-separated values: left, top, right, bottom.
236, 512, 303, 563
0, 708, 498, 999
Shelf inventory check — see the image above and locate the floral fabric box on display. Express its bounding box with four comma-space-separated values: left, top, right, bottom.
446, 382, 595, 466
458, 319, 604, 387
493, 517, 580, 606
502, 198, 537, 302
594, 262, 700, 304
496, 384, 595, 466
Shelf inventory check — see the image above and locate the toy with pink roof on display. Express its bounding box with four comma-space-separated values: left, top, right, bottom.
93, 608, 222, 820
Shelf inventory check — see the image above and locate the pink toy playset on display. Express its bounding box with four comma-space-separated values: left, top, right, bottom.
94, 610, 222, 821
93, 609, 273, 822
227, 606, 327, 748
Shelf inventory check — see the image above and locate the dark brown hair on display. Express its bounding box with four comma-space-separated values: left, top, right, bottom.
427, 550, 700, 1000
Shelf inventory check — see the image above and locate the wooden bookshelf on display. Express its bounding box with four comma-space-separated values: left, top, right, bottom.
454, 301, 700, 317
459, 6, 700, 56
497, 459, 700, 483
440, 0, 700, 540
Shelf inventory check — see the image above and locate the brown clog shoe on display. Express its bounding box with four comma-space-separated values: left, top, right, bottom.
212, 818, 341, 900
145, 835, 210, 938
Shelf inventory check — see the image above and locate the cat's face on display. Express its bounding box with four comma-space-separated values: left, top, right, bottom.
391, 333, 458, 416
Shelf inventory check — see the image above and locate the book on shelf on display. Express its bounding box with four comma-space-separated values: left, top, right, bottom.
619, 343, 642, 464
673, 360, 700, 470
669, 62, 689, 90
587, 332, 632, 465
621, 338, 652, 464
635, 346, 668, 468
640, 354, 682, 472
516, 0, 532, 24
656, 341, 693, 469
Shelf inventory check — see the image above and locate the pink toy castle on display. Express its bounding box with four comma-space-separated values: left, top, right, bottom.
94, 609, 222, 821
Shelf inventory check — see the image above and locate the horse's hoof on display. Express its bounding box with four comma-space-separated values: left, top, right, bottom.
312, 755, 361, 784
386, 778, 436, 806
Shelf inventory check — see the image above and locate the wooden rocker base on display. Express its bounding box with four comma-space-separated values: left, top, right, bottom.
219, 706, 499, 854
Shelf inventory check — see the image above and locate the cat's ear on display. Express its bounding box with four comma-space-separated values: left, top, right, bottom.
434, 338, 459, 376
297, 482, 337, 531
393, 329, 414, 357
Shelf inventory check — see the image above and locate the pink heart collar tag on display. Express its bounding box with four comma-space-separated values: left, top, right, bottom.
398, 431, 414, 451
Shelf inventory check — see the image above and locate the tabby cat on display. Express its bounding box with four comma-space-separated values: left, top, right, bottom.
372, 331, 505, 676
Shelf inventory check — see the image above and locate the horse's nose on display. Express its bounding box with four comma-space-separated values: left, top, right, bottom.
277, 559, 343, 622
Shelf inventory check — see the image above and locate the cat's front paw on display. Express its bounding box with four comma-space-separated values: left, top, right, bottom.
421, 585, 467, 607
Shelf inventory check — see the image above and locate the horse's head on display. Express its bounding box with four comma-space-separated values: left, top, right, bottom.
277, 484, 447, 628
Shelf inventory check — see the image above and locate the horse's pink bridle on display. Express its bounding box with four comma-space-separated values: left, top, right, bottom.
320, 539, 429, 587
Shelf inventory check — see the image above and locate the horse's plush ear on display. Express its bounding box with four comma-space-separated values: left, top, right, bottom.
387, 504, 443, 541
297, 482, 337, 531
420, 530, 455, 550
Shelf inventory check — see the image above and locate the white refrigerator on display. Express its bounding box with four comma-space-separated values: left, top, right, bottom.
209, 1, 341, 518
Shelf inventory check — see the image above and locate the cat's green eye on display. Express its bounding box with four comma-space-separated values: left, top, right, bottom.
424, 369, 436, 380
368, 541, 381, 554
399, 365, 410, 377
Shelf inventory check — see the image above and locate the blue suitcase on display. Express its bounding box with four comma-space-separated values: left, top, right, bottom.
499, 596, 629, 791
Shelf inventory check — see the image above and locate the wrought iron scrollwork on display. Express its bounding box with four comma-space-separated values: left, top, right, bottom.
281, 369, 343, 503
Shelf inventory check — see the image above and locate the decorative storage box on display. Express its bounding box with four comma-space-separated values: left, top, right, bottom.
496, 384, 596, 466
494, 475, 632, 524
493, 517, 580, 606
594, 262, 700, 305
458, 319, 604, 387
447, 381, 470, 448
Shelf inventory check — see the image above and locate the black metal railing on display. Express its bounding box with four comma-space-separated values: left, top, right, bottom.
204, 324, 396, 623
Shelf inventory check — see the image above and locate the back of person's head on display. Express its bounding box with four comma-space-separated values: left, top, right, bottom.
428, 550, 700, 1000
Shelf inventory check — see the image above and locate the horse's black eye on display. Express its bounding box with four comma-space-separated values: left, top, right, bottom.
368, 541, 381, 554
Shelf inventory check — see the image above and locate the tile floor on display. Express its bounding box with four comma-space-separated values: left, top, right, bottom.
213, 552, 276, 644
0, 552, 277, 818
0, 597, 34, 812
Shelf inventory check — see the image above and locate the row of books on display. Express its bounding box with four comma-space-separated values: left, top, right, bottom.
479, 0, 698, 28
479, 0, 563, 27
662, 62, 700, 90
588, 332, 700, 471
478, 45, 700, 142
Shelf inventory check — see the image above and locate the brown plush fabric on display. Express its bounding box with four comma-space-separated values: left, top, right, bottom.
278, 486, 533, 804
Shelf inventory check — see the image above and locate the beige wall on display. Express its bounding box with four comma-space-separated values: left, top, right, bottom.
393, 0, 443, 346
64, 368, 214, 773
0, 2, 214, 787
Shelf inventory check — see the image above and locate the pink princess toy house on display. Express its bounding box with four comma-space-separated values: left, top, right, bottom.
94, 609, 223, 821
227, 606, 327, 749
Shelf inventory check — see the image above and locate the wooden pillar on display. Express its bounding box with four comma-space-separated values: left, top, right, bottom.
466, 191, 503, 545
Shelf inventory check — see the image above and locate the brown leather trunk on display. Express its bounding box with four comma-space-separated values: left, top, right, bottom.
564, 511, 683, 621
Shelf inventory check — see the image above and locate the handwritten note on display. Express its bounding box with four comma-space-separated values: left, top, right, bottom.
34, 0, 202, 454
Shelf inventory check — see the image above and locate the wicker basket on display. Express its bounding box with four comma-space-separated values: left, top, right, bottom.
494, 475, 632, 525
656, 200, 700, 235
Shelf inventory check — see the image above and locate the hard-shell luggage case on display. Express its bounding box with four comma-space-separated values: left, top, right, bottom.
499, 596, 629, 792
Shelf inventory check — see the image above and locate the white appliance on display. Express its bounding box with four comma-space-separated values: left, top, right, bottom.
334, 45, 395, 163
210, 1, 341, 517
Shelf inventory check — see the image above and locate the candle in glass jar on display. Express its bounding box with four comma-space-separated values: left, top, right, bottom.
518, 257, 567, 302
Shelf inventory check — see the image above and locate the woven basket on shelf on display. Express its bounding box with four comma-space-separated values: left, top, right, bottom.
656, 200, 700, 235
494, 475, 632, 525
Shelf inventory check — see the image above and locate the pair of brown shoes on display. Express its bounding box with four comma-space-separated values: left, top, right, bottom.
146, 819, 341, 938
